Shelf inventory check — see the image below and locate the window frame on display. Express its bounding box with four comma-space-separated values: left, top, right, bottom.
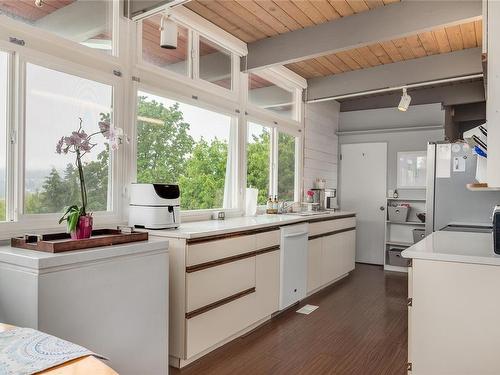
132, 82, 242, 221
136, 10, 243, 102
0, 4, 307, 237
0, 0, 120, 59
245, 116, 302, 206
0, 45, 125, 237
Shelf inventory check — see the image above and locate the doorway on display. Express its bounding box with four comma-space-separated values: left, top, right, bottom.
340, 143, 387, 265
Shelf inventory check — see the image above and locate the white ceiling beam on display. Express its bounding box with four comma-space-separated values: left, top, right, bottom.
246, 0, 481, 70
307, 47, 483, 102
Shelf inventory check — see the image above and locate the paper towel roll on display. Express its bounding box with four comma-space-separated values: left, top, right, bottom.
245, 188, 258, 216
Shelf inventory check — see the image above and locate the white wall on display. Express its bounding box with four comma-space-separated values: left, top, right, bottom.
339, 128, 444, 199
303, 101, 340, 193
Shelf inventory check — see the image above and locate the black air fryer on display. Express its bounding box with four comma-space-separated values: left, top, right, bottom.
494, 206, 500, 254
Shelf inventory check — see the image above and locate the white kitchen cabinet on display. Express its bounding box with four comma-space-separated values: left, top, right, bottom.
307, 226, 356, 295
408, 258, 500, 374
0, 240, 170, 375
321, 234, 338, 284
156, 214, 356, 368
307, 238, 322, 293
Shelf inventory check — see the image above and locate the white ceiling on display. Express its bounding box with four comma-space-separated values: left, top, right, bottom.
338, 103, 445, 133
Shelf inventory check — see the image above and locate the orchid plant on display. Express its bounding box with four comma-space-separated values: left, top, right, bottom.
57, 117, 128, 233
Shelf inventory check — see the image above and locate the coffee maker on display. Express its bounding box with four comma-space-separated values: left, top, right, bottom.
311, 188, 325, 211
325, 189, 338, 210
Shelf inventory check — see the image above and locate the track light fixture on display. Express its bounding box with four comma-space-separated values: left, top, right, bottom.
398, 87, 411, 112
159, 14, 178, 50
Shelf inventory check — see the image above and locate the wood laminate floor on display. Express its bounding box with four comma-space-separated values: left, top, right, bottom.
172, 264, 408, 375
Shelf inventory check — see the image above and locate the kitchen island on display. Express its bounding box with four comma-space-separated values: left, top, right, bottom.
0, 237, 169, 375
149, 211, 356, 368
402, 231, 500, 375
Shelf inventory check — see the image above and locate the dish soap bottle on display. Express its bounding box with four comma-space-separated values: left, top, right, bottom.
266, 196, 273, 214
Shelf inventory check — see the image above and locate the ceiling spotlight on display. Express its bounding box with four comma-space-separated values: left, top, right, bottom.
34, 0, 44, 7
398, 87, 411, 112
159, 14, 178, 50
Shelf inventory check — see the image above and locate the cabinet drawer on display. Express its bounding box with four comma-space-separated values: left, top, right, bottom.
186, 290, 257, 358
255, 230, 280, 249
186, 257, 256, 313
186, 235, 256, 267
309, 217, 356, 237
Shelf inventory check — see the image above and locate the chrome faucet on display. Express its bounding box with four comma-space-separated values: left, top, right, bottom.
278, 201, 297, 214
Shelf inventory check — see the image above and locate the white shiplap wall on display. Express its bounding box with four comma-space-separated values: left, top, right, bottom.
303, 101, 340, 192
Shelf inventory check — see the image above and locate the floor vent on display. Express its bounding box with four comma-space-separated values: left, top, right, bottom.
296, 305, 319, 315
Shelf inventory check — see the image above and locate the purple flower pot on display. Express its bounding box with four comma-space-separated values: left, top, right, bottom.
71, 215, 93, 240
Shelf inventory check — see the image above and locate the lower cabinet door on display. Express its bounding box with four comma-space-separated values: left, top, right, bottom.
185, 291, 257, 358
307, 238, 322, 293
321, 234, 337, 285
341, 230, 356, 274
185, 250, 280, 360
255, 250, 280, 320
186, 257, 256, 313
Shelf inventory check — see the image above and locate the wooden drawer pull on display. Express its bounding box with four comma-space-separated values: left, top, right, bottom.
308, 226, 356, 241
186, 245, 280, 273
186, 287, 256, 319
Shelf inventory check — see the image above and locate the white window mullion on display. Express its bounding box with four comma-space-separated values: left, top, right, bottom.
13, 53, 25, 221
4, 51, 15, 222
191, 31, 199, 80
271, 127, 279, 198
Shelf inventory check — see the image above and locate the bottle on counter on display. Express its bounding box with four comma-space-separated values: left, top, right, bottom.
273, 196, 279, 213
266, 196, 273, 214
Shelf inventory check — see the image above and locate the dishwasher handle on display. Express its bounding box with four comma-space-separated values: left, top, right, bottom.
283, 231, 308, 238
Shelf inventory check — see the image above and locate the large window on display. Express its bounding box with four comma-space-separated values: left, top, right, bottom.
0, 52, 7, 221
142, 15, 189, 76
199, 36, 232, 90
24, 63, 113, 214
248, 72, 295, 119
136, 91, 235, 210
0, 1, 114, 55
247, 122, 271, 205
247, 123, 298, 205
278, 132, 296, 202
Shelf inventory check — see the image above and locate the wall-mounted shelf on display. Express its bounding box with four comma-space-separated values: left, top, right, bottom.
466, 183, 500, 191
386, 197, 426, 202
386, 221, 425, 226
384, 264, 408, 273
386, 240, 413, 247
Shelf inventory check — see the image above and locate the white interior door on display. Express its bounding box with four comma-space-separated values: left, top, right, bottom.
340, 143, 387, 265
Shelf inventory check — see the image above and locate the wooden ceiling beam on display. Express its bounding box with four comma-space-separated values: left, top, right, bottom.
307, 47, 482, 101
246, 0, 481, 70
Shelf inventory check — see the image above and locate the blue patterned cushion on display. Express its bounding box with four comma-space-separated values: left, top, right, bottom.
0, 327, 101, 375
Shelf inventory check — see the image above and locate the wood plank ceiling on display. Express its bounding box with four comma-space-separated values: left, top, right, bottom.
184, 1, 483, 80
287, 19, 483, 78
185, 0, 400, 43
0, 0, 74, 22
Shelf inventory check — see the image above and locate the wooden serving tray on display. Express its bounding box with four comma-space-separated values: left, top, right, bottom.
11, 229, 148, 253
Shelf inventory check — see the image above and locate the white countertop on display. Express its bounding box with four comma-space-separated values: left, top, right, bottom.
147, 211, 355, 239
402, 231, 500, 266
0, 237, 169, 270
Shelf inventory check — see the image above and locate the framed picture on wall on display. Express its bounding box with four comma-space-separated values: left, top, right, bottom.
397, 151, 427, 189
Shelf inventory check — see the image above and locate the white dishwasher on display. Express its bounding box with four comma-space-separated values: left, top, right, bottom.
279, 223, 309, 310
